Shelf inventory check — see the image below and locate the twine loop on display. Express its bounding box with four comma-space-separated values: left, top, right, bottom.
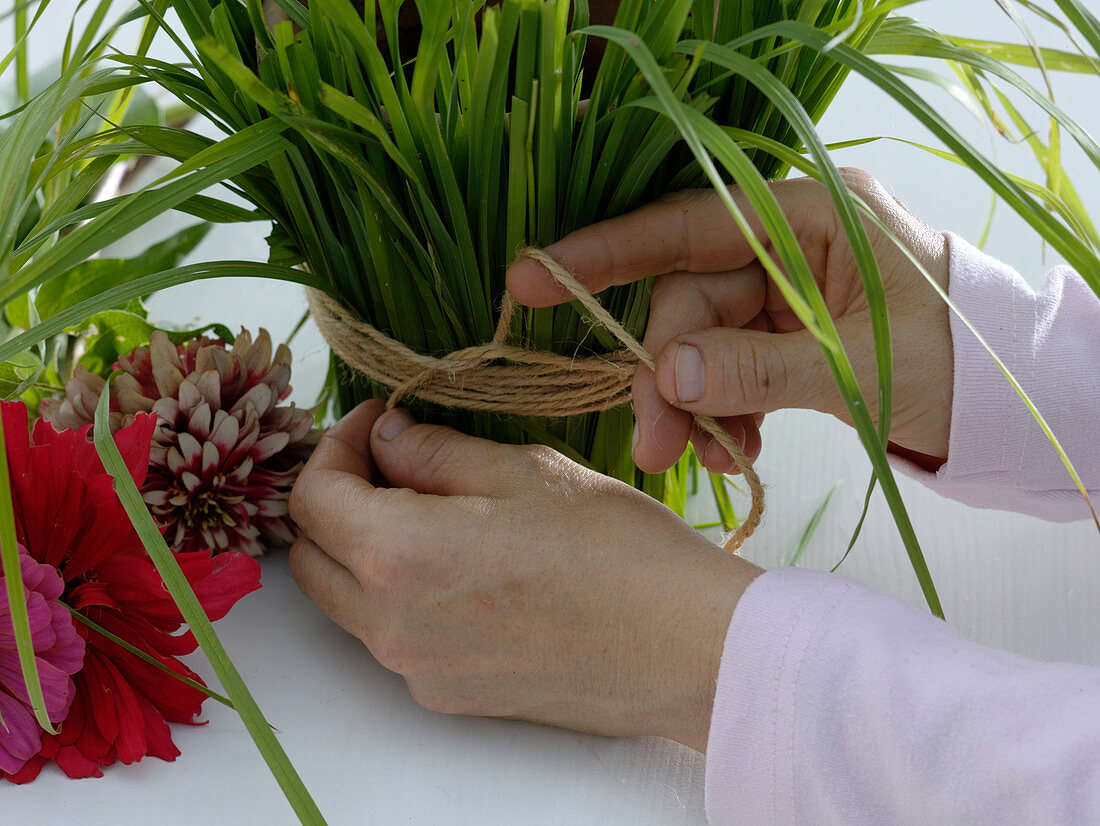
307, 247, 764, 550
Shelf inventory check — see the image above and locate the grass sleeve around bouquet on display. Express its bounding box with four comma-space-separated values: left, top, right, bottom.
3, 0, 1100, 819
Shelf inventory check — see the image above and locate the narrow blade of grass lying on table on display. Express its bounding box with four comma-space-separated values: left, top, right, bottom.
93, 381, 326, 825
0, 400, 57, 734
64, 605, 235, 709
788, 485, 839, 567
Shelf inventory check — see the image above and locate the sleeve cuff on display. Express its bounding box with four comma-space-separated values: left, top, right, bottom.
704, 567, 857, 825
891, 233, 1100, 521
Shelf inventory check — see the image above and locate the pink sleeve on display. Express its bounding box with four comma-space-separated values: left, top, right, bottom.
705, 567, 1100, 824
704, 244, 1100, 823
890, 233, 1100, 521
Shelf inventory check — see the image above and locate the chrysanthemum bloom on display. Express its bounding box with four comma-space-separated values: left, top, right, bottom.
1, 402, 261, 783
0, 550, 85, 777
40, 328, 317, 557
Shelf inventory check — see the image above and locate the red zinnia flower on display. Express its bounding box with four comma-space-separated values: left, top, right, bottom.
0, 402, 261, 783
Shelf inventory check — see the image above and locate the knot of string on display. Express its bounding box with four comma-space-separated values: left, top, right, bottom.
306, 247, 764, 550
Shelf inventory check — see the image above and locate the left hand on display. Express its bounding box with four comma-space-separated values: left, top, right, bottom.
288, 401, 762, 752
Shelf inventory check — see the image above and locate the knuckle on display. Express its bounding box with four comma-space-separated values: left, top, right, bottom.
406, 683, 460, 715
287, 475, 311, 525
517, 443, 574, 486
286, 539, 310, 582
519, 442, 560, 468
655, 187, 706, 207
512, 443, 605, 506
411, 426, 462, 473
838, 166, 876, 194
716, 338, 782, 411
407, 684, 494, 717
370, 634, 420, 676
352, 546, 409, 593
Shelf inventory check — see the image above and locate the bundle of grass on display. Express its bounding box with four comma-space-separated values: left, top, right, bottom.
146, 0, 892, 519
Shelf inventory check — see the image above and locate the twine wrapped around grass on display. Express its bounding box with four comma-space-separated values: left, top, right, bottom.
308, 248, 764, 550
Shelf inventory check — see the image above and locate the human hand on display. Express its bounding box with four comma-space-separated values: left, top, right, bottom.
507, 169, 953, 474
288, 401, 762, 752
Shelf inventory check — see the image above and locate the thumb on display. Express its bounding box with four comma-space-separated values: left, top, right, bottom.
370, 408, 512, 496
654, 325, 843, 418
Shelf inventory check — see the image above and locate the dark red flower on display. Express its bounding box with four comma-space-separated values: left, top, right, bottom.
0, 402, 262, 783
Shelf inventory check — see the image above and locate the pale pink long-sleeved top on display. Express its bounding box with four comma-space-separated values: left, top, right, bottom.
705, 234, 1100, 825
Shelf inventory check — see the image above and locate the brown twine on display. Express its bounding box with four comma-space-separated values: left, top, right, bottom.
307, 247, 764, 550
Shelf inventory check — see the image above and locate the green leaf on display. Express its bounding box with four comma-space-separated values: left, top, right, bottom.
0, 351, 44, 399
4, 120, 291, 306
74, 311, 157, 375
0, 261, 325, 367
36, 223, 212, 321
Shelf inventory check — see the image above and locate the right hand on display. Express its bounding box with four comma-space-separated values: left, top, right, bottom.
507, 169, 954, 474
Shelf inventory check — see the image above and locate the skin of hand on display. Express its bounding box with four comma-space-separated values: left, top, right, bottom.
289, 400, 762, 753
507, 169, 954, 474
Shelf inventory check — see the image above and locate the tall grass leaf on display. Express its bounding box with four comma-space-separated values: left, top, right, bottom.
0, 261, 325, 365
788, 484, 838, 567
588, 24, 943, 616
93, 381, 327, 825
5, 122, 292, 304
755, 21, 1100, 293
0, 404, 58, 733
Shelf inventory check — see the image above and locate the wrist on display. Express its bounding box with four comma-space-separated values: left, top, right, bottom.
646, 545, 762, 752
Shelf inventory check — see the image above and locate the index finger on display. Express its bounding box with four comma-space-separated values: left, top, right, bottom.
505, 187, 765, 307
290, 399, 386, 542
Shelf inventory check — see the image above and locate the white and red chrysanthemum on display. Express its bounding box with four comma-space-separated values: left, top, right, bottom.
40, 328, 317, 557
1, 402, 261, 783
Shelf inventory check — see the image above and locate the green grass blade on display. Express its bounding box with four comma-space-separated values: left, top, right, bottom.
64, 604, 235, 709
708, 471, 740, 533
93, 382, 326, 825
587, 24, 943, 617
0, 406, 59, 734
943, 35, 1097, 72
0, 261, 325, 365
788, 484, 838, 567
3, 120, 292, 305
831, 474, 876, 572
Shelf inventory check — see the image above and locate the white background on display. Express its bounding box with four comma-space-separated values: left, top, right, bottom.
5, 1, 1100, 823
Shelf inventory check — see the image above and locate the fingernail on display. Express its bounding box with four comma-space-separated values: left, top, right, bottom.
377, 409, 416, 441
631, 424, 640, 459
675, 344, 705, 403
